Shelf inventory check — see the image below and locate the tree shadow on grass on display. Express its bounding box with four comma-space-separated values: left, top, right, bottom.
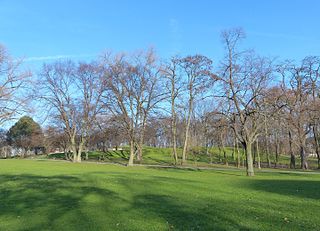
1, 169, 319, 231
246, 179, 320, 200
131, 193, 263, 231
0, 174, 120, 231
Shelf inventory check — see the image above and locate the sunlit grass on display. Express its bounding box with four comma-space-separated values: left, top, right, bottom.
0, 159, 319, 230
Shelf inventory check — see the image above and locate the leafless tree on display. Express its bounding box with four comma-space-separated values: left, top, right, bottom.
278, 59, 316, 169
162, 57, 183, 164
39, 60, 104, 162
218, 28, 274, 176
75, 62, 105, 159
101, 49, 165, 165
178, 55, 214, 165
303, 56, 320, 168
0, 44, 31, 126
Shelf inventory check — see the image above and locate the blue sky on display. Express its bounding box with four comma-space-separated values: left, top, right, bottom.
1, 0, 320, 67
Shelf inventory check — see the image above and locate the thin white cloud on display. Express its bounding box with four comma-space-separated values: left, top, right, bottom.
25, 54, 96, 62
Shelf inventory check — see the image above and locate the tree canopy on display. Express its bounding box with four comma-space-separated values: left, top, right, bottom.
7, 116, 43, 151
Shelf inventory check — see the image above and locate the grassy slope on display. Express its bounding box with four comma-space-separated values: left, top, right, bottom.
48, 146, 320, 169
0, 159, 320, 231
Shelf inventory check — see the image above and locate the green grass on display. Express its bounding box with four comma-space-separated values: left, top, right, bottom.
0, 159, 320, 230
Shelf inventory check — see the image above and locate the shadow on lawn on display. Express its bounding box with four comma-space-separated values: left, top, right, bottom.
247, 179, 320, 200
0, 172, 252, 231
130, 193, 264, 231
1, 170, 317, 230
0, 174, 119, 231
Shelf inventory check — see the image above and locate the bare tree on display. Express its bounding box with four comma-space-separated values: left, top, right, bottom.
178, 55, 214, 165
0, 44, 31, 126
219, 28, 273, 176
101, 49, 165, 166
278, 59, 316, 169
303, 56, 320, 168
39, 61, 78, 161
75, 62, 105, 160
132, 50, 166, 162
39, 60, 104, 162
162, 57, 183, 165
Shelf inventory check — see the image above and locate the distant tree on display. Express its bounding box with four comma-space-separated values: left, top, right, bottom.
303, 56, 320, 169
7, 116, 44, 157
91, 115, 127, 152
43, 126, 71, 159
0, 129, 7, 146
39, 61, 104, 162
277, 58, 317, 170
178, 55, 215, 165
162, 57, 183, 165
101, 49, 165, 165
0, 129, 9, 158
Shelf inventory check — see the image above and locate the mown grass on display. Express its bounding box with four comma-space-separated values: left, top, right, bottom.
0, 159, 319, 230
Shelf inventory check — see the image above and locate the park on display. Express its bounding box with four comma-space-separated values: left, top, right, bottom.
1, 1, 320, 230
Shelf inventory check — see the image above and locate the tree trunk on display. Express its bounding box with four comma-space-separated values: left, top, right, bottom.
71, 138, 79, 163
245, 142, 254, 176
137, 117, 147, 163
275, 135, 279, 168
290, 153, 296, 169
264, 116, 271, 168
312, 126, 320, 169
64, 147, 68, 160
253, 144, 256, 166
67, 151, 72, 161
77, 152, 82, 162
218, 145, 222, 162
256, 139, 261, 169
236, 138, 240, 168
220, 133, 228, 166
317, 151, 320, 170
172, 118, 178, 165
182, 97, 193, 165
102, 141, 106, 153
137, 143, 143, 163
171, 79, 178, 165
128, 139, 135, 166
300, 145, 308, 170
182, 123, 190, 165
232, 137, 236, 161
288, 130, 295, 169
223, 148, 228, 166
72, 146, 78, 162
22, 148, 27, 158
205, 139, 210, 163
77, 142, 84, 162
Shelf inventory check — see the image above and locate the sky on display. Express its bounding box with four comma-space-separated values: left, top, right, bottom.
1, 0, 320, 69
0, 0, 320, 128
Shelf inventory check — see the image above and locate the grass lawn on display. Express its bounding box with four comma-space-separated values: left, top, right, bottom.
0, 159, 319, 231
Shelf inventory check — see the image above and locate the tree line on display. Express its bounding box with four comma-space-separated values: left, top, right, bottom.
1, 28, 320, 176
